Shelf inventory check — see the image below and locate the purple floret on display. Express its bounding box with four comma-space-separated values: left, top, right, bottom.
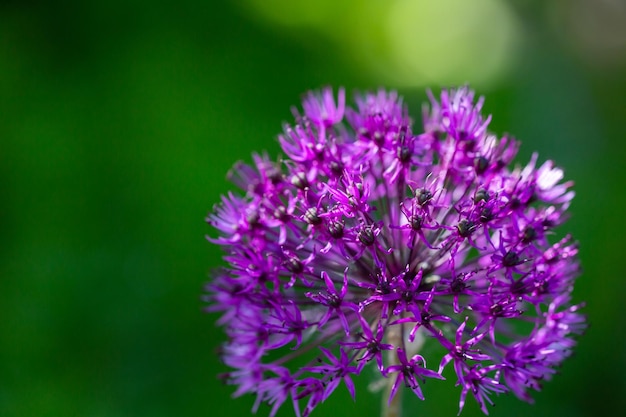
205, 86, 585, 415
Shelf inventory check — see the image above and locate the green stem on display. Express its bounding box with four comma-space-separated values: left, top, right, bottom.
382, 324, 402, 417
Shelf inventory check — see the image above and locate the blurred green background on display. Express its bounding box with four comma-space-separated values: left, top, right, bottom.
1, 0, 625, 416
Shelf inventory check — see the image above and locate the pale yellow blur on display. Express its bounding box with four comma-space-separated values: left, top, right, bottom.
241, 0, 523, 87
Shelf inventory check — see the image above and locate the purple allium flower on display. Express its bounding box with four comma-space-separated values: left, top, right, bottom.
205, 86, 585, 416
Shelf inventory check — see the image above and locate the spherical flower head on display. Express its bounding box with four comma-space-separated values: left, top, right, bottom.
205, 86, 585, 416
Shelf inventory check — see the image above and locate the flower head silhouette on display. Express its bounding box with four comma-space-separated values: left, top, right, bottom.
205, 87, 585, 416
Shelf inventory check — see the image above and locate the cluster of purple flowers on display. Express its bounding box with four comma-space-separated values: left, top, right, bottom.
205, 87, 585, 416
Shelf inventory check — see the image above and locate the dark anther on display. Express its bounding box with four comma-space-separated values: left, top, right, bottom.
409, 215, 423, 231
267, 166, 283, 184
415, 188, 433, 206
510, 279, 528, 295
474, 188, 489, 203
373, 131, 384, 145
450, 277, 468, 293
328, 220, 345, 239
502, 251, 521, 267
228, 283, 244, 296
273, 206, 290, 222
358, 127, 370, 138
329, 161, 343, 176
256, 327, 269, 339
285, 257, 304, 274
543, 248, 558, 264
479, 207, 494, 223
456, 219, 475, 238
401, 290, 413, 302
398, 146, 412, 163
398, 125, 408, 139
314, 146, 325, 161
327, 293, 341, 308
522, 226, 537, 243
291, 172, 309, 189
357, 228, 375, 246
304, 207, 322, 225
251, 182, 265, 195
474, 155, 490, 175
377, 281, 391, 294
366, 341, 381, 354
246, 211, 260, 227
404, 270, 417, 283
490, 303, 503, 316
534, 280, 549, 295
509, 198, 521, 210
420, 310, 431, 324
462, 139, 476, 153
